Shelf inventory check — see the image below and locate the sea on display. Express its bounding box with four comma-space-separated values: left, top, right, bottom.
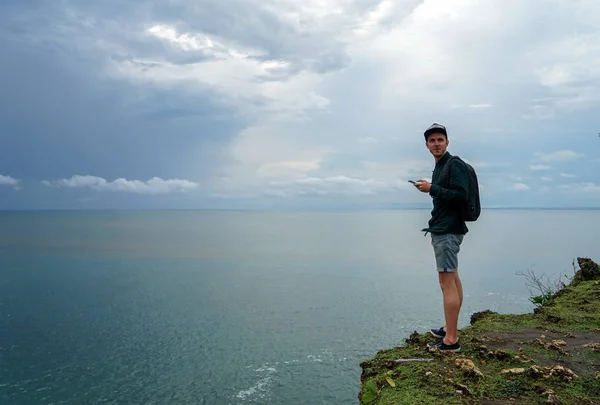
1, 209, 598, 405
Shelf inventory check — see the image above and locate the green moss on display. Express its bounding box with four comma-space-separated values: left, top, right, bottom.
359, 261, 600, 404
540, 282, 600, 331
469, 313, 539, 333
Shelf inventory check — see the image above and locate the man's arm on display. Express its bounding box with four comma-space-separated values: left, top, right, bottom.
429, 160, 468, 202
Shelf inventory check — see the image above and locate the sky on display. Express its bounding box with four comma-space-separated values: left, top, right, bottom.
1, 0, 599, 210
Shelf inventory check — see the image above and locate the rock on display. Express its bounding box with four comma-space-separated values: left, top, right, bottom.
362, 368, 377, 378
541, 389, 560, 404
517, 348, 534, 363
455, 358, 475, 368
515, 355, 533, 363
527, 365, 578, 381
489, 349, 512, 360
573, 257, 600, 283
455, 358, 485, 380
501, 368, 525, 375
534, 337, 571, 356
405, 330, 421, 344
470, 309, 498, 325
527, 365, 545, 379
595, 372, 600, 380
548, 365, 578, 381
454, 382, 472, 397
583, 343, 600, 352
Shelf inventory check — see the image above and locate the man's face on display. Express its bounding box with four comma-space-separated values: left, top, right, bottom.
426, 133, 449, 159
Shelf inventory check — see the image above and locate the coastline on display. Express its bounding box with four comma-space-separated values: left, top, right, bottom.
358, 258, 600, 405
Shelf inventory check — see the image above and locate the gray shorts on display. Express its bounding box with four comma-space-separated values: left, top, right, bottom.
431, 233, 464, 273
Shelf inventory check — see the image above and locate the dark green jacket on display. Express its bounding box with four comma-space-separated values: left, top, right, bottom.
422, 152, 469, 235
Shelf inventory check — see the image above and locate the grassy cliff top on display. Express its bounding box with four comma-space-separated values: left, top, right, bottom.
358, 258, 600, 405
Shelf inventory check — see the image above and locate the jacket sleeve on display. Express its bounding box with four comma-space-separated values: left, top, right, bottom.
429, 160, 468, 202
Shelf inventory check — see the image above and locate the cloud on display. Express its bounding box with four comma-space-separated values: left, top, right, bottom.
559, 182, 600, 193
256, 160, 321, 179
530, 165, 552, 171
511, 183, 530, 191
110, 51, 329, 121
146, 24, 263, 58
535, 30, 600, 110
533, 150, 584, 163
216, 157, 432, 199
45, 175, 198, 194
560, 173, 576, 178
0, 175, 20, 186
3, 0, 600, 209
107, 2, 377, 122
541, 177, 553, 182
357, 137, 379, 144
263, 175, 402, 197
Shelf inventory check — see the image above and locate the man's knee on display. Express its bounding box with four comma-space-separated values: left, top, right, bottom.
438, 272, 457, 289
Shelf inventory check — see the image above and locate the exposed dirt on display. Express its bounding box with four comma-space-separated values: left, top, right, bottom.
481, 328, 600, 374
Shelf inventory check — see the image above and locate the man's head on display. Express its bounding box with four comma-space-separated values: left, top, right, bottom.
424, 123, 449, 160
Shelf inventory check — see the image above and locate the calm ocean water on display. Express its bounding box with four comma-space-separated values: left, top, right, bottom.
1, 209, 598, 404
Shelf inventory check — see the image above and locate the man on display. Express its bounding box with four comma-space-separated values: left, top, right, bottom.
413, 123, 469, 352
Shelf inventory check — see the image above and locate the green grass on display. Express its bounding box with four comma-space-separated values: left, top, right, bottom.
359, 275, 600, 405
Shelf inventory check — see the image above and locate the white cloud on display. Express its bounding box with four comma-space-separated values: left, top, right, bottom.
263, 175, 401, 197
216, 123, 334, 193
147, 25, 263, 58
535, 30, 600, 110
533, 150, 584, 163
107, 22, 333, 122
559, 182, 600, 193
0, 175, 20, 186
560, 173, 576, 178
468, 104, 493, 109
511, 183, 530, 191
110, 56, 328, 122
530, 165, 552, 171
46, 175, 198, 194
541, 177, 553, 182
352, 0, 396, 36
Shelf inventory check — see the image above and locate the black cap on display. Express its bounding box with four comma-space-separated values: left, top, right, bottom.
424, 123, 447, 140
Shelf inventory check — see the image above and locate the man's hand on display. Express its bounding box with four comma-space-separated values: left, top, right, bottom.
414, 180, 431, 193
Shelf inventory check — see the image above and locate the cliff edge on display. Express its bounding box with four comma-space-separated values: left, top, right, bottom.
359, 257, 600, 405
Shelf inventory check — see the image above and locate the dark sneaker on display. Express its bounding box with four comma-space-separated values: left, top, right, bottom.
427, 338, 443, 349
438, 340, 461, 352
430, 326, 446, 339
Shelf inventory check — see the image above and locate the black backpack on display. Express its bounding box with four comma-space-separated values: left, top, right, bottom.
442, 156, 481, 222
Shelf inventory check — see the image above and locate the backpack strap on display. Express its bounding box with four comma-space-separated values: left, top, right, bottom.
442, 156, 460, 187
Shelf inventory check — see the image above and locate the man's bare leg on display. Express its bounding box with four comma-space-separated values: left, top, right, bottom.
439, 272, 460, 344
441, 269, 462, 333
455, 269, 463, 313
